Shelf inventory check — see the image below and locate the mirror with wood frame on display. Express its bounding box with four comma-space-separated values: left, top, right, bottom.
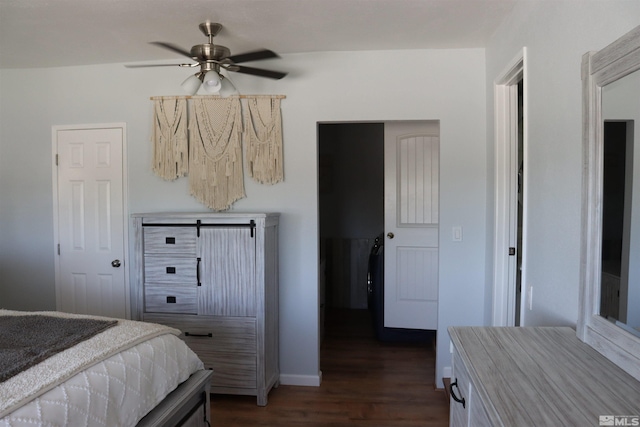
579, 24, 640, 381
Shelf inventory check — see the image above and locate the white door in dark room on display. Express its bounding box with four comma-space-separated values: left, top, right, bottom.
384, 121, 439, 330
53, 124, 128, 318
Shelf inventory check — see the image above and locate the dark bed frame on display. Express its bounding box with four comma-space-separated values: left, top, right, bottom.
137, 370, 212, 427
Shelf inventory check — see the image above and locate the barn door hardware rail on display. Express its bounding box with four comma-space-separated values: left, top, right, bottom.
142, 219, 256, 237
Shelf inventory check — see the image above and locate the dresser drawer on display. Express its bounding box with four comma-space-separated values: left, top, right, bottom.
450, 347, 492, 427
143, 314, 257, 354
143, 314, 258, 389
209, 354, 257, 389
144, 255, 197, 284
144, 227, 197, 254
450, 350, 471, 427
144, 285, 197, 314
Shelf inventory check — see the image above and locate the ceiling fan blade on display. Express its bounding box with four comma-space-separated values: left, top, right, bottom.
124, 63, 185, 68
233, 65, 287, 80
150, 41, 194, 59
226, 49, 279, 64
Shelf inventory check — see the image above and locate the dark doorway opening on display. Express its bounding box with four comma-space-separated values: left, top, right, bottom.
318, 122, 384, 340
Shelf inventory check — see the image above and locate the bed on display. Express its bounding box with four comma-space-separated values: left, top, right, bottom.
0, 309, 212, 427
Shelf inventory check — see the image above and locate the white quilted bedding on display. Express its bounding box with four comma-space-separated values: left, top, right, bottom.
0, 312, 204, 427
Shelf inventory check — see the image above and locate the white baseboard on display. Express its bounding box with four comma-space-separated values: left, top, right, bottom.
279, 371, 322, 387
443, 366, 451, 378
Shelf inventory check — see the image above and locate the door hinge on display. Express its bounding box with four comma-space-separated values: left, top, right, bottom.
509, 247, 516, 256
57, 244, 61, 255
55, 154, 59, 166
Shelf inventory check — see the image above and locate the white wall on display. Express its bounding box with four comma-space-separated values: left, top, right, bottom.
0, 48, 487, 387
485, 1, 640, 328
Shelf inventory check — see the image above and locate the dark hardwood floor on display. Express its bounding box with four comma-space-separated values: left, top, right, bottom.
210, 308, 450, 426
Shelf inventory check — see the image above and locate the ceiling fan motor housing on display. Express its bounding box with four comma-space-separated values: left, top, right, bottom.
190, 44, 230, 61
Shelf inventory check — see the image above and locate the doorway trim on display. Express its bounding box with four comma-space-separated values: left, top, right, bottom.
51, 122, 130, 317
493, 49, 527, 327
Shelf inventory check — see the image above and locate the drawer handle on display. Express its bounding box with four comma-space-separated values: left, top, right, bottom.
450, 379, 466, 408
166, 237, 176, 244
184, 332, 213, 338
166, 296, 176, 303
166, 267, 176, 274
196, 257, 201, 286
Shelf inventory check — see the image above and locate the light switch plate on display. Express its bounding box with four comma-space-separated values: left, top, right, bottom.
452, 226, 463, 242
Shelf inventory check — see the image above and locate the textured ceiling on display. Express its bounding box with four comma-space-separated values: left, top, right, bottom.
0, 0, 517, 69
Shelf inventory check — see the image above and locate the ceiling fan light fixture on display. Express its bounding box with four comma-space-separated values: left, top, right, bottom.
202, 70, 222, 94
181, 73, 202, 95
219, 75, 239, 97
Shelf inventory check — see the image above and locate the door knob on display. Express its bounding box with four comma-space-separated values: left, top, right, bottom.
387, 232, 395, 239
111, 259, 121, 268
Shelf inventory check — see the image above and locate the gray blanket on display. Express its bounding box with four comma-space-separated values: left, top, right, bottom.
0, 315, 117, 382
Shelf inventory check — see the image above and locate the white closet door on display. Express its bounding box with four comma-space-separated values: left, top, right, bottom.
384, 121, 439, 330
54, 125, 127, 318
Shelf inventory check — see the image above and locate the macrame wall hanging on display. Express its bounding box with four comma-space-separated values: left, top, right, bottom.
150, 95, 285, 211
244, 97, 284, 184
151, 98, 189, 180
189, 97, 245, 211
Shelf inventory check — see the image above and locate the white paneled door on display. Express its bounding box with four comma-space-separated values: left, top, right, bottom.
53, 125, 128, 318
384, 121, 439, 330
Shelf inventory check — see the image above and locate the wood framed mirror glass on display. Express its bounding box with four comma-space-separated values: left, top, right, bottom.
579, 25, 640, 381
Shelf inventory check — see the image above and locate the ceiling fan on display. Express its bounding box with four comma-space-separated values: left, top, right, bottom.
126, 22, 287, 95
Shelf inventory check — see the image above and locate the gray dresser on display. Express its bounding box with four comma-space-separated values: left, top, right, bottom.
449, 326, 640, 426
132, 212, 280, 406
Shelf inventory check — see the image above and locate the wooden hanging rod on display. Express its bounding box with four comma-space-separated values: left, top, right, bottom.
150, 95, 286, 100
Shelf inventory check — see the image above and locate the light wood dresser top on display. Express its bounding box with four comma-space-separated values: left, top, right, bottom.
449, 326, 640, 426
